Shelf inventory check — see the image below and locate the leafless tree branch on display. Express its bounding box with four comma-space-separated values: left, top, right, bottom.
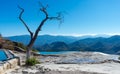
37, 2, 63, 32
18, 6, 33, 39
48, 12, 64, 25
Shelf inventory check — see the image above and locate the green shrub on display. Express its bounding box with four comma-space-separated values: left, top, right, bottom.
18, 43, 26, 50
25, 57, 40, 66
119, 57, 120, 60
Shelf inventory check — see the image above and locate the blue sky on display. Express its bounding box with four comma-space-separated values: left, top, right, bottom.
1, 0, 120, 36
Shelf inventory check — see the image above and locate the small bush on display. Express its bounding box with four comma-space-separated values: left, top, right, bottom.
119, 57, 120, 60
25, 57, 40, 66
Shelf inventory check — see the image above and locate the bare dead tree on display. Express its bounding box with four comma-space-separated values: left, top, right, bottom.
18, 3, 63, 60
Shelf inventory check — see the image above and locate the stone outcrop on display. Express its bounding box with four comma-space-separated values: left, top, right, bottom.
0, 58, 19, 74
0, 49, 20, 74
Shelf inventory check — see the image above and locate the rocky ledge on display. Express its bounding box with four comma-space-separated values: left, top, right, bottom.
6, 51, 120, 74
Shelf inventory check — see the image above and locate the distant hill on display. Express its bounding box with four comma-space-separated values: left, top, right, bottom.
70, 35, 120, 54
39, 42, 69, 51
35, 35, 120, 54
6, 35, 30, 46
6, 34, 109, 47
0, 36, 26, 51
6, 35, 92, 47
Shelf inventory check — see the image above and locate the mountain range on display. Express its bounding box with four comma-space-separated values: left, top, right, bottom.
70, 35, 120, 54
5, 34, 120, 54
6, 35, 96, 46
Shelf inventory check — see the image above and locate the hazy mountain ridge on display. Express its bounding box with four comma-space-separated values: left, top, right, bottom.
6, 35, 92, 46
70, 35, 120, 54
6, 35, 120, 54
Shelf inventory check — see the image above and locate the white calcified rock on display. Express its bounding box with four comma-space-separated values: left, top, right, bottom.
7, 51, 120, 74
0, 58, 19, 74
